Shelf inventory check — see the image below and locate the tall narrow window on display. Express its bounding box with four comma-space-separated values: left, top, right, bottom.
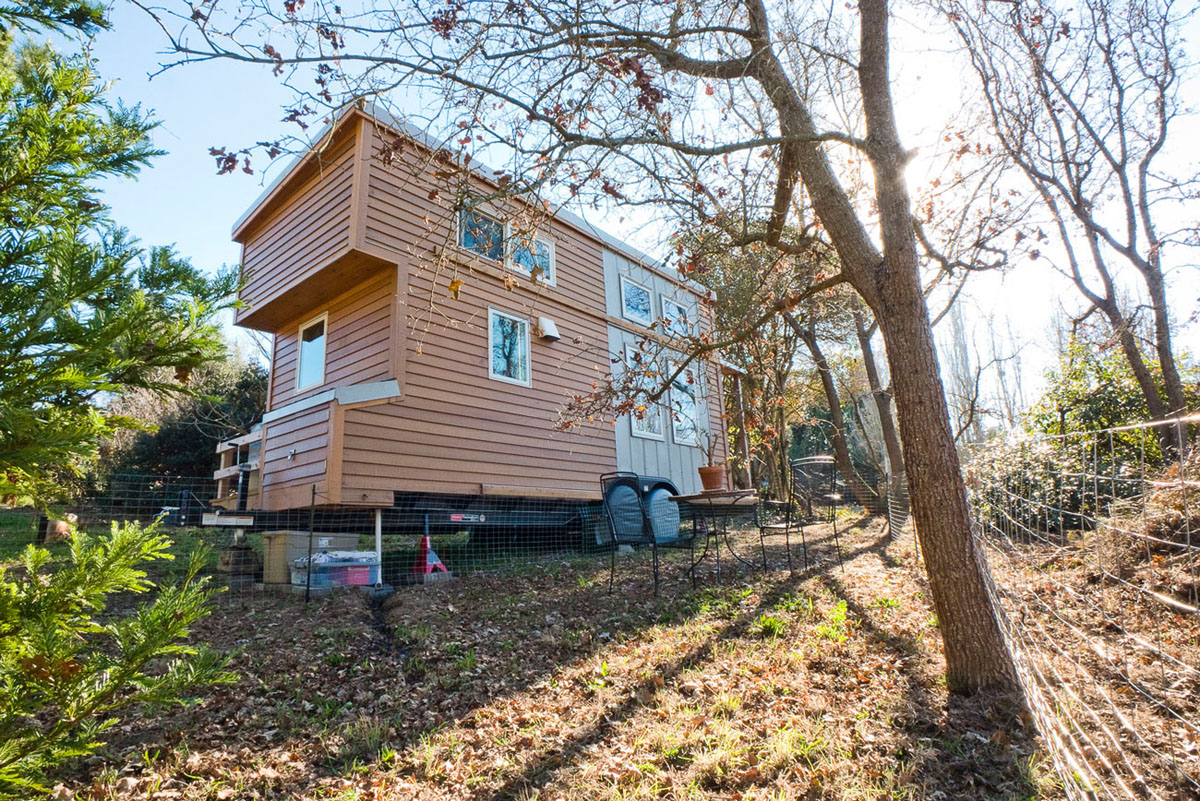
661, 297, 691, 337
625, 346, 664, 440
509, 229, 555, 285
619, 275, 653, 326
488, 309, 531, 386
668, 359, 700, 445
296, 315, 327, 391
459, 209, 505, 261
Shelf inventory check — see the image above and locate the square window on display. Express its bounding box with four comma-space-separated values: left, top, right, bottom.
661, 297, 691, 337
509, 229, 555, 285
296, 315, 327, 391
668, 359, 700, 446
459, 209, 504, 262
625, 346, 664, 440
488, 308, 531, 386
619, 275, 653, 326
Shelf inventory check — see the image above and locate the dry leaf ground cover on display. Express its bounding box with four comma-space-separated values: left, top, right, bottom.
985, 533, 1200, 797
63, 516, 1058, 800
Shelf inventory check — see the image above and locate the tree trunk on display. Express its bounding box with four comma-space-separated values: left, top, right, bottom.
746, 0, 1017, 693
873, 273, 1018, 692
1142, 269, 1188, 417
790, 317, 878, 510
1098, 299, 1176, 455
854, 0, 1016, 692
854, 305, 905, 499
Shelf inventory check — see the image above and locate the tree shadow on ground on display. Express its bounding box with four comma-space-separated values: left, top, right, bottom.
479, 524, 1041, 801
74, 518, 1048, 800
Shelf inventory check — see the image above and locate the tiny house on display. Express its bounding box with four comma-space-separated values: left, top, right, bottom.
213, 106, 730, 520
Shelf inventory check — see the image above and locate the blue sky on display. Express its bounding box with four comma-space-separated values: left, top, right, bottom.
92, 3, 297, 277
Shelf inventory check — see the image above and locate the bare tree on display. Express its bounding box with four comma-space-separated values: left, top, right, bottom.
782, 303, 878, 510
947, 0, 1197, 448
144, 0, 1020, 693
852, 304, 904, 488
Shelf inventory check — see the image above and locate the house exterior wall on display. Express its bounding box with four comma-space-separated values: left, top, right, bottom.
320, 125, 618, 502
603, 250, 726, 494
231, 110, 728, 510
236, 131, 358, 327
259, 403, 333, 510
268, 268, 395, 411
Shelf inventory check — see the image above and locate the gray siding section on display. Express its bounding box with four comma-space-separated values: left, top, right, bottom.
603, 249, 709, 494
602, 250, 699, 328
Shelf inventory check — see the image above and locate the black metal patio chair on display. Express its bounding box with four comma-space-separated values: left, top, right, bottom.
756, 455, 846, 571
600, 472, 694, 596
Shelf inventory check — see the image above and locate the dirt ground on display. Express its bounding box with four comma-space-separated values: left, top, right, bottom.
62, 516, 1058, 800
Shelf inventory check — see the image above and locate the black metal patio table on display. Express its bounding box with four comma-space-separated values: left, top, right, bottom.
669, 489, 760, 584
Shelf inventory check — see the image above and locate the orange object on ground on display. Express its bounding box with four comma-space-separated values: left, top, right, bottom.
414, 534, 449, 574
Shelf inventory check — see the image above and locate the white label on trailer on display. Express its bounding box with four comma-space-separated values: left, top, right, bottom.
201, 513, 254, 527
318, 537, 331, 547
449, 513, 485, 523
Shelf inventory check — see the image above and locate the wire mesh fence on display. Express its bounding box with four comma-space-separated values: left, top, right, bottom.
1, 463, 862, 599
969, 413, 1200, 800
0, 474, 245, 591
0, 478, 618, 595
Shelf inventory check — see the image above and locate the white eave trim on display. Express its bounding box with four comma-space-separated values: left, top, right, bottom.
261, 379, 401, 424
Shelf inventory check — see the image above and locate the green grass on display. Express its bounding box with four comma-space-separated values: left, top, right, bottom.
815, 600, 849, 642
751, 613, 787, 639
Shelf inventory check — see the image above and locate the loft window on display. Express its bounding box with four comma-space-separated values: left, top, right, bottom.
508, 227, 555, 285
661, 297, 691, 337
488, 308, 531, 386
296, 314, 327, 391
625, 346, 664, 440
459, 208, 504, 261
668, 359, 700, 446
619, 275, 653, 326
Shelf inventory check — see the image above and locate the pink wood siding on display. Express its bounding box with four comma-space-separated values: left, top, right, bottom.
268, 269, 394, 411
242, 111, 726, 508
333, 127, 617, 498
236, 134, 357, 326
260, 404, 331, 508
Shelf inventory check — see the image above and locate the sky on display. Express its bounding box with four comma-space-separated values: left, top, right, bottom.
83, 2, 1198, 407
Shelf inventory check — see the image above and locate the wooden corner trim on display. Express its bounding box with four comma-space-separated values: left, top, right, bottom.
326, 403, 345, 505
391, 261, 409, 394
349, 116, 373, 252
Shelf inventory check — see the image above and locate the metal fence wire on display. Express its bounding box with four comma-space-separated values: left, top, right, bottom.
1, 458, 870, 597
969, 413, 1200, 801
17, 428, 1196, 798
0, 478, 630, 595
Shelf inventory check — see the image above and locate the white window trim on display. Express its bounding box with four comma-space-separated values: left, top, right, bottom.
457, 207, 505, 264
505, 222, 557, 286
668, 359, 701, 446
624, 346, 665, 441
487, 307, 532, 387
661, 296, 691, 337
295, 312, 329, 393
619, 274, 654, 326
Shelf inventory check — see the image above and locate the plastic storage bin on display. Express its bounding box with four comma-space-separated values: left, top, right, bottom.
291, 551, 381, 587
263, 532, 362, 584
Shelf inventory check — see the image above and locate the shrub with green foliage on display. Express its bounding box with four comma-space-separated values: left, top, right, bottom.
0, 32, 238, 504
1026, 338, 1198, 462
0, 520, 233, 797
970, 337, 1198, 537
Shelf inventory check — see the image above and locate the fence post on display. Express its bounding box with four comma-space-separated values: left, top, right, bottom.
305, 484, 316, 604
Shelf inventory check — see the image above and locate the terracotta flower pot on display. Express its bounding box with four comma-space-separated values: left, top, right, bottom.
698, 465, 726, 492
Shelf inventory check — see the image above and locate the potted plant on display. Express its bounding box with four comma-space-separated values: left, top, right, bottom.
697, 429, 726, 492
